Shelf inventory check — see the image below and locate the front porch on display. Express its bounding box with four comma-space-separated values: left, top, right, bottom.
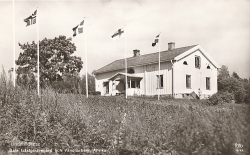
103, 73, 143, 96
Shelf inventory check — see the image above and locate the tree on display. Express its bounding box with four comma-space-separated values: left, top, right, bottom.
79, 73, 95, 94
16, 35, 83, 88
217, 66, 247, 103
218, 65, 230, 80
218, 65, 230, 91
232, 71, 240, 79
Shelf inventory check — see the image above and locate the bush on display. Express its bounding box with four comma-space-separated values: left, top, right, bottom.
208, 91, 234, 105
89, 91, 101, 95
234, 89, 247, 103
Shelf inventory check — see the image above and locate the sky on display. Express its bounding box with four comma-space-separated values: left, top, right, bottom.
0, 0, 250, 78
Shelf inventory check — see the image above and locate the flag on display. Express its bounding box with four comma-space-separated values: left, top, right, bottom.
73, 20, 84, 37
111, 29, 124, 40
152, 34, 160, 47
24, 10, 37, 26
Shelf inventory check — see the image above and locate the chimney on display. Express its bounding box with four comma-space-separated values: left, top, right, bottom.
168, 42, 175, 50
133, 49, 140, 57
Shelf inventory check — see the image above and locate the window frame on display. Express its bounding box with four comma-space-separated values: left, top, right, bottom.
206, 77, 211, 90
128, 68, 135, 74
131, 81, 136, 88
127, 80, 140, 88
156, 74, 164, 89
186, 75, 191, 89
195, 56, 201, 69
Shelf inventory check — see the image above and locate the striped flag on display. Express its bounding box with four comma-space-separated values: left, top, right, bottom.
73, 20, 84, 37
24, 10, 37, 26
152, 34, 160, 47
111, 29, 124, 40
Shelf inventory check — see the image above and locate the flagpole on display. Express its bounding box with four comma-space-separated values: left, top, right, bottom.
84, 19, 88, 98
13, 0, 15, 87
37, 8, 40, 96
124, 28, 127, 99
158, 33, 161, 100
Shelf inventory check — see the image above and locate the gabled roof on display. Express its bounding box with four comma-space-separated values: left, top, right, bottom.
94, 45, 197, 74
94, 44, 218, 74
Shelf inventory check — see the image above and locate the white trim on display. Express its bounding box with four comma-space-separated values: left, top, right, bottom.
174, 45, 220, 69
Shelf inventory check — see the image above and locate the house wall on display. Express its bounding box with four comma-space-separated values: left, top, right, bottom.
142, 62, 173, 95
174, 49, 218, 98
94, 61, 173, 96
95, 49, 218, 98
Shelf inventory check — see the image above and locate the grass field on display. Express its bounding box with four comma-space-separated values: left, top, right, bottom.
0, 89, 249, 155
0, 71, 249, 155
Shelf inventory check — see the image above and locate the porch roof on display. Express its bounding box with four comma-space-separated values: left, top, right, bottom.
108, 72, 143, 81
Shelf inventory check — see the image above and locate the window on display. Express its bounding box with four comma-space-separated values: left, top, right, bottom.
157, 75, 163, 88
207, 65, 210, 69
128, 68, 135, 74
195, 56, 201, 68
206, 77, 211, 90
127, 80, 140, 88
136, 81, 140, 88
131, 81, 136, 88
183, 61, 188, 65
186, 75, 191, 88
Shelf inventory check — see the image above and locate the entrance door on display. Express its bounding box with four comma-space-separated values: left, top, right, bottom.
103, 82, 109, 94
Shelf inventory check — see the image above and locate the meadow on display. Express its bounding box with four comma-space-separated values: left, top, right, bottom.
0, 70, 249, 155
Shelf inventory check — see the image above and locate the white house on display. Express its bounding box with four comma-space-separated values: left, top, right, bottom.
93, 42, 220, 99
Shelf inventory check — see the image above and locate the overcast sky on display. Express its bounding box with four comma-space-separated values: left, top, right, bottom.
0, 0, 250, 78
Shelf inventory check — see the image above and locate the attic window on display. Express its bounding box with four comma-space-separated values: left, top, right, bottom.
195, 56, 201, 69
183, 61, 188, 65
128, 68, 135, 74
207, 65, 211, 69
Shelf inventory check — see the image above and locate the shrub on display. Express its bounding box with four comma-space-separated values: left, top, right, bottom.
234, 89, 247, 103
89, 91, 101, 95
208, 91, 234, 105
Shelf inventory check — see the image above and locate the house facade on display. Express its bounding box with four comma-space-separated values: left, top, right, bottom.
93, 43, 220, 99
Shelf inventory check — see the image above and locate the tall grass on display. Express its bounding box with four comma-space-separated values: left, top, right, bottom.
0, 67, 249, 155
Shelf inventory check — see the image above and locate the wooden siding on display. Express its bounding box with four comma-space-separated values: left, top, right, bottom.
144, 69, 172, 95
95, 61, 173, 96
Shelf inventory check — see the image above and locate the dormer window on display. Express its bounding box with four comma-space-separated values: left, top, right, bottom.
183, 61, 188, 65
195, 56, 201, 68
128, 68, 135, 74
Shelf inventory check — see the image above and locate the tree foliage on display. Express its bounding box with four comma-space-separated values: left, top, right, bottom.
232, 71, 240, 79
217, 65, 249, 103
79, 73, 95, 94
16, 35, 83, 88
50, 73, 95, 94
218, 65, 230, 80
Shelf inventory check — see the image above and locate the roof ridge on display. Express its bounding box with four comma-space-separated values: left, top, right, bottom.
115, 44, 198, 61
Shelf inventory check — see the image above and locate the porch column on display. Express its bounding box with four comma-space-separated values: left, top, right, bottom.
109, 80, 112, 95
130, 78, 131, 88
